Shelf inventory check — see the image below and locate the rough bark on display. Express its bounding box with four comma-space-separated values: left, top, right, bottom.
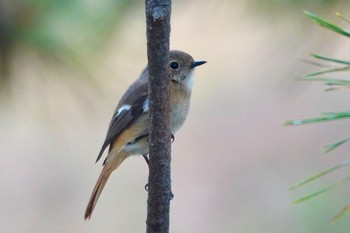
145, 0, 172, 233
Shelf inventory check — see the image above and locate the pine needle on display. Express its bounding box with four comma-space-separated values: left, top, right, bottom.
332, 203, 350, 222
293, 184, 336, 204
289, 160, 350, 190
304, 10, 350, 37
323, 138, 350, 154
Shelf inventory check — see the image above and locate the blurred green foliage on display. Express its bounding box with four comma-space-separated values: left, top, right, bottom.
247, 0, 340, 16
286, 10, 350, 221
0, 0, 343, 87
1, 2, 348, 140
0, 0, 136, 83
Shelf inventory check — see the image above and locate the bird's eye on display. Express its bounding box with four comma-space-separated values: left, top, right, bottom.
169, 61, 179, 70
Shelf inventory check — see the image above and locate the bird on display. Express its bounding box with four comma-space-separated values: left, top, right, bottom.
84, 50, 206, 219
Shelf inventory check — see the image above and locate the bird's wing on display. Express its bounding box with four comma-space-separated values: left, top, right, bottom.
95, 93, 148, 163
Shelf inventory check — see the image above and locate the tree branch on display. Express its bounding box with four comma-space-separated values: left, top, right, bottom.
145, 0, 172, 233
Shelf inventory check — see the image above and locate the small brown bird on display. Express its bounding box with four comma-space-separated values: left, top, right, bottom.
84, 50, 206, 219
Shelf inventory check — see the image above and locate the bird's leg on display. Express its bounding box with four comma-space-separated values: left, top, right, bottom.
142, 134, 174, 191
141, 153, 174, 197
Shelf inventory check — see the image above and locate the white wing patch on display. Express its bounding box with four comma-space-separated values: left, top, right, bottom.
143, 98, 149, 112
114, 104, 131, 118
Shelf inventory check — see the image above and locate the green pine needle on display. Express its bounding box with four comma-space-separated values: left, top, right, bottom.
299, 77, 350, 86
323, 138, 350, 153
332, 203, 350, 222
284, 112, 350, 126
336, 12, 350, 24
293, 173, 350, 204
310, 53, 350, 65
289, 160, 350, 190
293, 184, 336, 204
302, 66, 350, 78
304, 10, 350, 37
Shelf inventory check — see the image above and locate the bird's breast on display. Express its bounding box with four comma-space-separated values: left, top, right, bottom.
170, 85, 191, 134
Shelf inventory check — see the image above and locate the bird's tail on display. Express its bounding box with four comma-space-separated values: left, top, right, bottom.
84, 165, 112, 220
84, 151, 128, 220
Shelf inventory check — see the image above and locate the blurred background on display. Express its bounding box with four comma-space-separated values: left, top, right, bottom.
1, 0, 350, 232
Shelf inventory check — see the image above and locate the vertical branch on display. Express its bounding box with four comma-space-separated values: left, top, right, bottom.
145, 0, 172, 233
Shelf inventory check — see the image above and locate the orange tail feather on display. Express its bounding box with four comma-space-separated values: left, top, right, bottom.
84, 165, 113, 220
84, 149, 129, 220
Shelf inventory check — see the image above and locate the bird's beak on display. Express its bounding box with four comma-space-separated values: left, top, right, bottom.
190, 61, 207, 69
